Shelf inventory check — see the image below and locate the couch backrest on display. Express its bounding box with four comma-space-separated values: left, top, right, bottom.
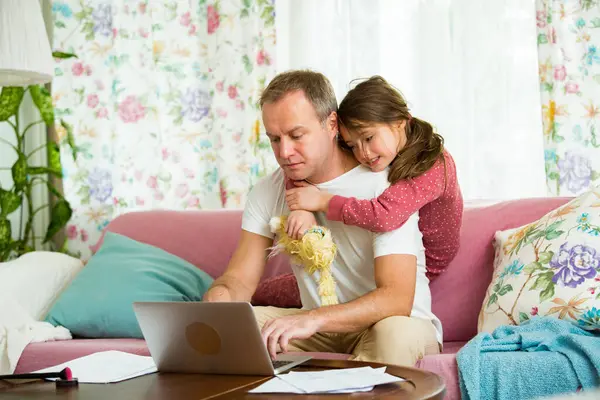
97, 209, 292, 280
432, 197, 571, 342
99, 197, 572, 342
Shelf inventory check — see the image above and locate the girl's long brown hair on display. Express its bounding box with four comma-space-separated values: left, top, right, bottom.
338, 76, 444, 184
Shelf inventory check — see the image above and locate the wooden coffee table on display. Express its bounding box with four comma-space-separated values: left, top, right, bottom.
0, 359, 445, 399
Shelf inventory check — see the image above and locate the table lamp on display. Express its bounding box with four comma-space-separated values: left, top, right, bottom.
0, 0, 54, 86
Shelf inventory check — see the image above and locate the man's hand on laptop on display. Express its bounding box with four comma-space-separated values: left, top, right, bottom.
261, 313, 322, 360
202, 285, 232, 302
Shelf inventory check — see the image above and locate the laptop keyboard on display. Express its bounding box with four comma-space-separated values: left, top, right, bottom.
272, 360, 294, 370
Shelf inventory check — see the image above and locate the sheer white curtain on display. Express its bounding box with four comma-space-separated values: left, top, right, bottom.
276, 0, 547, 201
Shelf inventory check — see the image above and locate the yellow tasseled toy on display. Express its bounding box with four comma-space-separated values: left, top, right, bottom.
269, 216, 338, 306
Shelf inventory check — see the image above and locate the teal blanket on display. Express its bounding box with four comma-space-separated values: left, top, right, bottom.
457, 317, 600, 400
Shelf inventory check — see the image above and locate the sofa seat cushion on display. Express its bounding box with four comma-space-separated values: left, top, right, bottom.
416, 353, 460, 400
416, 342, 467, 400
15, 339, 150, 373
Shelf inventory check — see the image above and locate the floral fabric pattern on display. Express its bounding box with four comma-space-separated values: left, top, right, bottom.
479, 188, 600, 333
537, 0, 600, 195
51, 0, 277, 258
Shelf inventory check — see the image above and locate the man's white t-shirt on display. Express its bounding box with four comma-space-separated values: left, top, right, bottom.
242, 166, 443, 343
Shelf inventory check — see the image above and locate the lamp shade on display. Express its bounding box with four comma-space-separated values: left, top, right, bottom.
0, 0, 53, 86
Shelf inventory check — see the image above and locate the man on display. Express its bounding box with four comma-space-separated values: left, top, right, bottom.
203, 70, 441, 366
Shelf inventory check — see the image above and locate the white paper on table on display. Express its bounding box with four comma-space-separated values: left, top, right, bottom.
249, 366, 403, 394
249, 377, 305, 394
248, 377, 375, 394
278, 366, 402, 393
33, 350, 157, 383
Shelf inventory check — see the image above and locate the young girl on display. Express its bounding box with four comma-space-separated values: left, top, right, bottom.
285, 76, 463, 280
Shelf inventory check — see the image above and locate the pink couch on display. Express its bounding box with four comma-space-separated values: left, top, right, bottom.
16, 197, 571, 400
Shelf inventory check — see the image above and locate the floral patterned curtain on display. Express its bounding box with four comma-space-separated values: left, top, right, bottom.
537, 0, 600, 195
51, 0, 277, 258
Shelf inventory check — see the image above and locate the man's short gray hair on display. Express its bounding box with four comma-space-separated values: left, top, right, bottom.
260, 70, 338, 122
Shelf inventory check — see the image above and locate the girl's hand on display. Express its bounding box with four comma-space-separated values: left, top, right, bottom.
285, 182, 333, 212
286, 210, 317, 240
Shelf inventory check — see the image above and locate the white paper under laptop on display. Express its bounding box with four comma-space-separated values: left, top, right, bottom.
34, 351, 157, 383
249, 366, 404, 394
133, 301, 311, 376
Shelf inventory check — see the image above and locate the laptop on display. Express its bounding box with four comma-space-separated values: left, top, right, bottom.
133, 301, 311, 375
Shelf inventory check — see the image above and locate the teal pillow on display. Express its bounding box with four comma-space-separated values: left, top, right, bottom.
45, 232, 213, 338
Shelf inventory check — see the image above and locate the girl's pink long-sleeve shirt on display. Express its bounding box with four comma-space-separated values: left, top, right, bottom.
326, 150, 463, 280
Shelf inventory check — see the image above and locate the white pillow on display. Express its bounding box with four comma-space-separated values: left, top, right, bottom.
0, 252, 84, 320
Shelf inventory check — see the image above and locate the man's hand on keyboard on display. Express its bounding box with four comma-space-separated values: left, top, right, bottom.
261, 313, 323, 360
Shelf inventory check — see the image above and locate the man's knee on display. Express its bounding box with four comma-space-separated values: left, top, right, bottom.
353, 316, 438, 366
370, 316, 424, 356
252, 306, 272, 330
371, 315, 408, 335
252, 306, 303, 330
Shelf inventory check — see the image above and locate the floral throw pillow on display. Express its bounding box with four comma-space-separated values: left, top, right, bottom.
478, 188, 600, 333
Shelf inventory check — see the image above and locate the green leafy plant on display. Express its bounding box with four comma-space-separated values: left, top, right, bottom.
0, 52, 78, 261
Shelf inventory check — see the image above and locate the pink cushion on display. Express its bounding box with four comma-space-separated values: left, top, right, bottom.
252, 273, 300, 308
431, 197, 571, 341
93, 210, 292, 282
